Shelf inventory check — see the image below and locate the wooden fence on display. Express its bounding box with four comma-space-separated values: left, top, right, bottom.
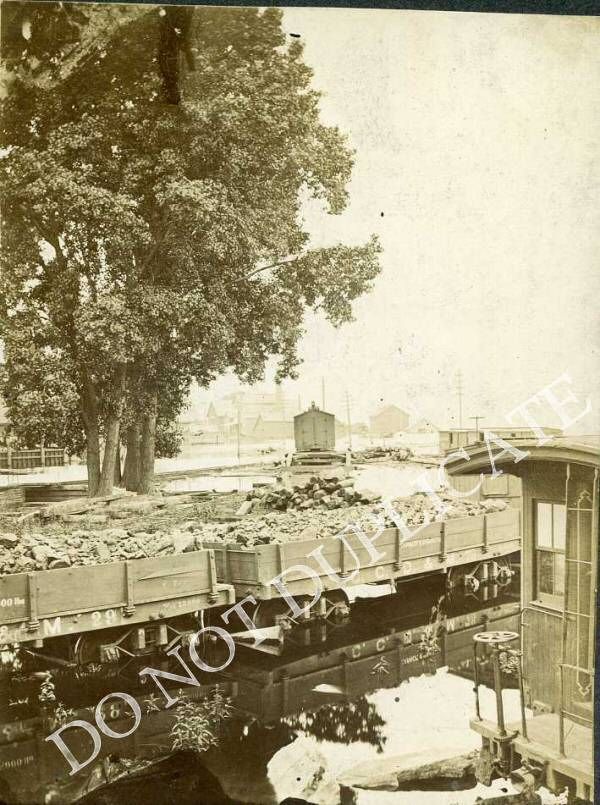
0, 447, 66, 470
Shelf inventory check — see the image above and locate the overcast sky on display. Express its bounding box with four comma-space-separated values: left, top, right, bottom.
197, 9, 600, 432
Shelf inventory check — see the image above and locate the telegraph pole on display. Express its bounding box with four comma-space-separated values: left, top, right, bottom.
456, 370, 464, 429
321, 377, 326, 410
345, 390, 353, 450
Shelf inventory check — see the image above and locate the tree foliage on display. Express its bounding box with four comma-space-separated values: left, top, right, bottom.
1, 4, 381, 495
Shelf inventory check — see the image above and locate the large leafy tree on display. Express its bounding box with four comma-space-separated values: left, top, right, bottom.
1, 4, 381, 496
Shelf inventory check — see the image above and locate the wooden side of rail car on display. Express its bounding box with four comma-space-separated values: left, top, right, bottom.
207, 508, 521, 600
0, 550, 235, 647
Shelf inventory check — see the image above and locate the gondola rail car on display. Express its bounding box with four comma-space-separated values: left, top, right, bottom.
0, 550, 235, 656
205, 507, 521, 604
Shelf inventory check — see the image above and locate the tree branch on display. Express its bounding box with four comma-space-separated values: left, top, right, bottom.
245, 254, 305, 280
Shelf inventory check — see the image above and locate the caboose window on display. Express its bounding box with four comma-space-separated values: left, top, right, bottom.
535, 501, 566, 606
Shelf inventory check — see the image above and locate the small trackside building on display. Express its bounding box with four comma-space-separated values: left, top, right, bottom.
447, 436, 598, 802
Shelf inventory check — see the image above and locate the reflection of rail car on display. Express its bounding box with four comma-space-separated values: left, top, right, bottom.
227, 602, 521, 722
0, 510, 519, 664
0, 600, 519, 803
0, 551, 234, 660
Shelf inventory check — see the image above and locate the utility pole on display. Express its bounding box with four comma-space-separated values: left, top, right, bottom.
456, 370, 464, 429
469, 415, 484, 442
321, 377, 326, 410
345, 390, 353, 450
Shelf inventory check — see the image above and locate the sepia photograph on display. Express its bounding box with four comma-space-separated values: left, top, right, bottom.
0, 2, 598, 803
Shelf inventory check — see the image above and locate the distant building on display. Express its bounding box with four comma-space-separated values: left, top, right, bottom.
395, 418, 441, 455
369, 405, 410, 438
178, 386, 297, 446
250, 415, 294, 442
440, 426, 563, 452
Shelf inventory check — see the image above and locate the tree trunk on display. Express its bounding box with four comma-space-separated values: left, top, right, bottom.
85, 421, 101, 497
96, 365, 127, 497
113, 440, 122, 486
122, 424, 141, 491
97, 413, 121, 497
138, 394, 157, 495
81, 379, 101, 497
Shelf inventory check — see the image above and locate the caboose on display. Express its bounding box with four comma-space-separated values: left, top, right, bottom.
448, 436, 597, 802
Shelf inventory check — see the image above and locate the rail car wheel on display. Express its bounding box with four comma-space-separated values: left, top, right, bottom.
73, 628, 127, 666
72, 616, 199, 665
251, 596, 313, 630
321, 589, 350, 623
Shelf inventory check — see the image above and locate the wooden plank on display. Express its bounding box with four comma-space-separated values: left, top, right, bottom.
132, 552, 212, 604
0, 551, 218, 626
486, 508, 520, 544
445, 516, 485, 551
0, 575, 29, 625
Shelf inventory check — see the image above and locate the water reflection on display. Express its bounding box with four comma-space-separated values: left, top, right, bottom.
0, 575, 520, 804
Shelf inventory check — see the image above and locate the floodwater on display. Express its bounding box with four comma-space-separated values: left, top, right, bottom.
162, 473, 277, 494
0, 572, 528, 805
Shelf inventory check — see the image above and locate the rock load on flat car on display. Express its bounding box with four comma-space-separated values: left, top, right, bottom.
240, 475, 381, 514
0, 488, 509, 574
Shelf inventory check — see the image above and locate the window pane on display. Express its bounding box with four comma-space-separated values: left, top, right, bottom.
579, 563, 592, 614
537, 503, 553, 548
566, 510, 577, 559
566, 559, 578, 611
578, 510, 592, 563
553, 504, 566, 550
537, 550, 554, 595
578, 614, 590, 670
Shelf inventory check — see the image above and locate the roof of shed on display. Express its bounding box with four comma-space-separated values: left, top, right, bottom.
445, 435, 600, 476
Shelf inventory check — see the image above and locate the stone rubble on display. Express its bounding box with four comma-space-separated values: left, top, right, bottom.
0, 485, 508, 575
243, 474, 382, 513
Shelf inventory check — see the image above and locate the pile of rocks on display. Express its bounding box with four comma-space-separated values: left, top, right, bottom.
241, 476, 381, 514
0, 525, 203, 576
359, 446, 412, 462
381, 491, 508, 530
205, 491, 508, 549
0, 487, 510, 574
202, 503, 378, 548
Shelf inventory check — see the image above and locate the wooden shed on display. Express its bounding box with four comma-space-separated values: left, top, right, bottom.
293, 402, 335, 452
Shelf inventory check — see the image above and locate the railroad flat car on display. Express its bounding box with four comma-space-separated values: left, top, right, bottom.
0, 550, 234, 662
206, 508, 521, 615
